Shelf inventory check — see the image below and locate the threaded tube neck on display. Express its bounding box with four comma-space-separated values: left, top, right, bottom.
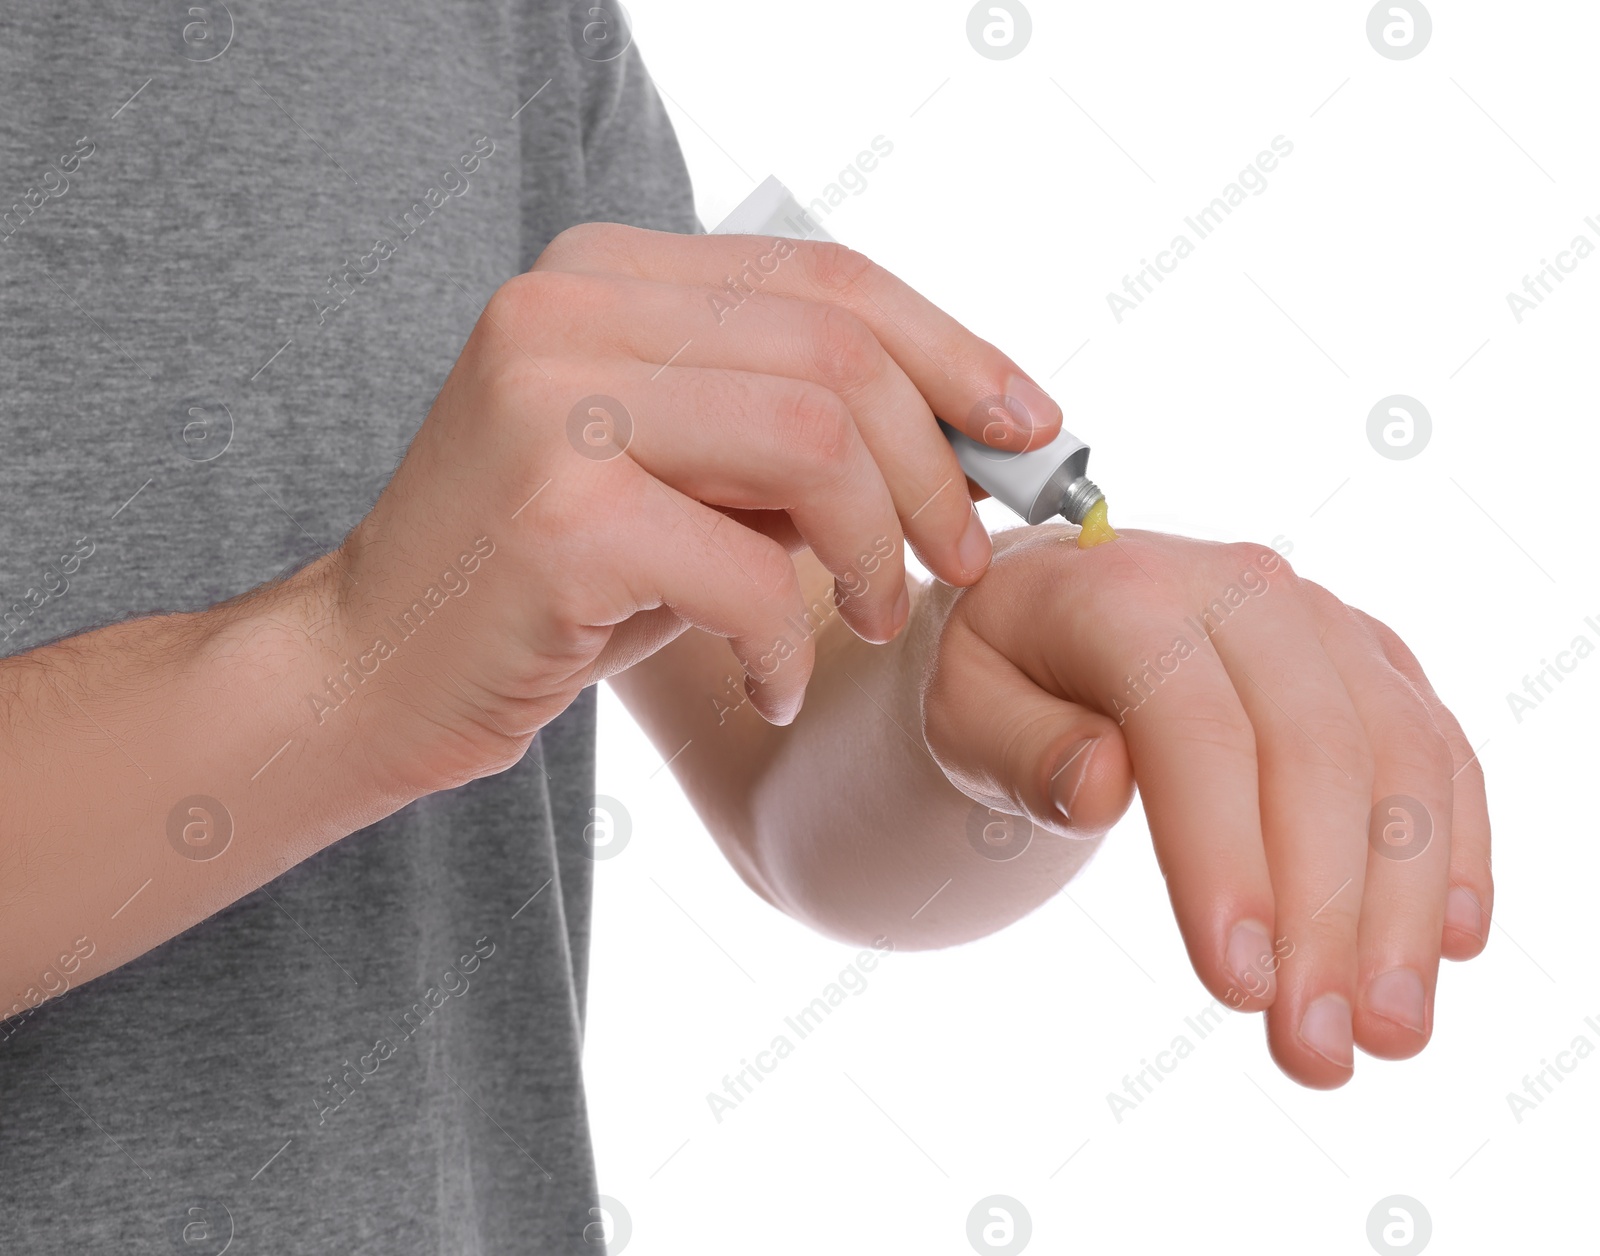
1057, 475, 1104, 525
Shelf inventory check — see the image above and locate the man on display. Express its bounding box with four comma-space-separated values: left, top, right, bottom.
0, 2, 1491, 1251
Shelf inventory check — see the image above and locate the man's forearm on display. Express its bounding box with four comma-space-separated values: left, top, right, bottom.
611, 551, 1105, 950
0, 552, 421, 1024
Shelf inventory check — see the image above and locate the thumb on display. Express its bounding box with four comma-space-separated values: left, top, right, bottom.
923, 616, 1134, 839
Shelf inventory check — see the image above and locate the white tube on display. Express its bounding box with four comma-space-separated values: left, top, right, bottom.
711, 176, 1101, 525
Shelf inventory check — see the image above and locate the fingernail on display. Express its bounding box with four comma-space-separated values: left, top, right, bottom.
1298, 993, 1354, 1068
1225, 919, 1277, 1002
891, 581, 911, 636
1445, 886, 1484, 941
1003, 372, 1061, 443
1365, 967, 1427, 1034
958, 508, 992, 578
1048, 739, 1098, 823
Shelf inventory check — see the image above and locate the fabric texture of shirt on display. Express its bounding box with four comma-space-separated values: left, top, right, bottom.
0, 3, 695, 1251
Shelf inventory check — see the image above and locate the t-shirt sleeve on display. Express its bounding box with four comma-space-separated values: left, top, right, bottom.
578, 41, 702, 235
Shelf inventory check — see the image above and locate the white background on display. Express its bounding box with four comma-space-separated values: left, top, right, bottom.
585, 3, 1598, 1253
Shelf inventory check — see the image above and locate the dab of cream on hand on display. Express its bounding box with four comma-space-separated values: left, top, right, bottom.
1076, 497, 1118, 548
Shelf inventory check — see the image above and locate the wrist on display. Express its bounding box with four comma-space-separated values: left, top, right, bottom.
193, 547, 432, 808
313, 532, 525, 799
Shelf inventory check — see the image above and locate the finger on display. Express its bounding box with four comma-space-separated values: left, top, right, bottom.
1353, 607, 1493, 960
1205, 546, 1374, 1088
581, 276, 992, 585
1306, 588, 1453, 1061
717, 507, 806, 554
956, 529, 1279, 1016
540, 224, 1066, 451
923, 613, 1134, 839
529, 458, 817, 724
599, 364, 909, 644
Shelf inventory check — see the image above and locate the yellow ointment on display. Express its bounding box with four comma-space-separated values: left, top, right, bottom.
1076, 497, 1118, 548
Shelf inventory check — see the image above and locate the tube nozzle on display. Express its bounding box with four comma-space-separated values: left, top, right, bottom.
1057, 475, 1104, 526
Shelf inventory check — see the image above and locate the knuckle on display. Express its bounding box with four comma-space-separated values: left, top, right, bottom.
800, 240, 875, 295
1356, 607, 1421, 676
529, 565, 602, 654
482, 271, 566, 340
540, 603, 598, 661
1297, 578, 1347, 621
776, 383, 854, 473
540, 219, 629, 266
1227, 540, 1294, 585
744, 539, 801, 612
469, 348, 561, 429
806, 305, 881, 394
532, 502, 622, 646
479, 279, 528, 333
486, 269, 545, 318
504, 268, 603, 320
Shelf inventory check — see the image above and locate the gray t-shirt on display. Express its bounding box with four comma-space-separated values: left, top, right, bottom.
0, 3, 695, 1251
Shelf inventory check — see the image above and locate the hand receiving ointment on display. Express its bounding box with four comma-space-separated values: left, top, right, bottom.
713, 178, 1115, 545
